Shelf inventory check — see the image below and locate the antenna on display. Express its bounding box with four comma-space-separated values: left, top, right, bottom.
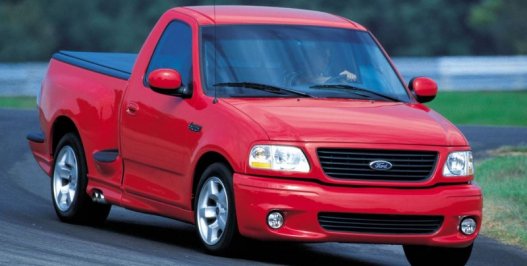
212, 0, 218, 104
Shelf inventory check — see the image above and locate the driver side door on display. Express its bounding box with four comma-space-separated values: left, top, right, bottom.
120, 20, 197, 210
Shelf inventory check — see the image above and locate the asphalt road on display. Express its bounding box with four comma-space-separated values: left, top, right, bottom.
1, 108, 527, 266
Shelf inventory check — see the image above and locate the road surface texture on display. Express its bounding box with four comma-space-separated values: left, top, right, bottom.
1, 108, 526, 265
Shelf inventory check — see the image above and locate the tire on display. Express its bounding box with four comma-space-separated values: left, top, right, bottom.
195, 163, 239, 254
403, 244, 473, 266
51, 133, 111, 225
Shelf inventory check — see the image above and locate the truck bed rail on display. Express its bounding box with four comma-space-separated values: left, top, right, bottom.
53, 51, 137, 80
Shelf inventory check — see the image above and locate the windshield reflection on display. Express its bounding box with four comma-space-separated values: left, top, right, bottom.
201, 25, 409, 101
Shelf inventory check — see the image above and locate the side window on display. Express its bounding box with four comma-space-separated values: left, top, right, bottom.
146, 21, 192, 87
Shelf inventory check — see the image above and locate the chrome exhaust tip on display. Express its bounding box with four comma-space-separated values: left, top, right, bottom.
92, 190, 106, 204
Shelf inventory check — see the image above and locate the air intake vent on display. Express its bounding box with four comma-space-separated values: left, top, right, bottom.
318, 213, 443, 234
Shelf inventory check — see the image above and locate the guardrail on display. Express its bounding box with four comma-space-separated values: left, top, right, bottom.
1, 56, 526, 96
0, 63, 47, 97
393, 56, 527, 91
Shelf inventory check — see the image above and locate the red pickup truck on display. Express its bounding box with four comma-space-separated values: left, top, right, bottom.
27, 5, 481, 265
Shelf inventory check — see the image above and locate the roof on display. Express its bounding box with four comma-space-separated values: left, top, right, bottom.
174, 5, 366, 30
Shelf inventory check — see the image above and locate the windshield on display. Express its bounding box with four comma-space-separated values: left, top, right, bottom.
201, 25, 410, 101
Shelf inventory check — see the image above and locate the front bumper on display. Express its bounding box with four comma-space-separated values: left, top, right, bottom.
233, 173, 482, 247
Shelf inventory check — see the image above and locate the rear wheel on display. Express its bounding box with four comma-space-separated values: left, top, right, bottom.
51, 133, 111, 224
403, 244, 473, 266
195, 163, 238, 254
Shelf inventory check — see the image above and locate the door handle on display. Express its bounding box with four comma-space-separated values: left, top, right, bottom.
126, 102, 139, 115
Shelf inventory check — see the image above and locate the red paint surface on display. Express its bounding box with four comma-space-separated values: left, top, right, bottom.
412, 77, 439, 97
148, 69, 182, 90
29, 6, 481, 245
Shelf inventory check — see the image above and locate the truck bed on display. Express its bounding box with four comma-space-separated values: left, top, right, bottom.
52, 51, 137, 80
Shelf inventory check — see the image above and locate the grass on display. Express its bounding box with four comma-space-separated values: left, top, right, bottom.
427, 91, 527, 126
0, 96, 36, 109
477, 147, 527, 249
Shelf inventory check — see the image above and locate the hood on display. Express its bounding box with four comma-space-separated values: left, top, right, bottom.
224, 98, 467, 146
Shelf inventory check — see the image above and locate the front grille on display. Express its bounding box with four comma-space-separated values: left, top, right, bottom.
318, 213, 443, 234
317, 149, 438, 181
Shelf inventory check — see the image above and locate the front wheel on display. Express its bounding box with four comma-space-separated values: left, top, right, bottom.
195, 163, 238, 254
403, 244, 473, 266
51, 133, 111, 224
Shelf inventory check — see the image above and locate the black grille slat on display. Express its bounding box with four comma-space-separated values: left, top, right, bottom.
318, 155, 437, 160
324, 173, 426, 180
321, 224, 439, 230
320, 161, 432, 168
318, 213, 443, 234
317, 151, 436, 157
320, 167, 431, 173
317, 148, 438, 181
319, 221, 440, 227
318, 216, 441, 223
318, 156, 436, 163
320, 226, 435, 234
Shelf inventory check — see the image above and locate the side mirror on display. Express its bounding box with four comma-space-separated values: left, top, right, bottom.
409, 77, 438, 103
148, 69, 192, 97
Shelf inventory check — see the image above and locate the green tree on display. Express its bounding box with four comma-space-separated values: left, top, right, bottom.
470, 0, 527, 54
0, 0, 56, 61
193, 0, 485, 56
0, 0, 526, 62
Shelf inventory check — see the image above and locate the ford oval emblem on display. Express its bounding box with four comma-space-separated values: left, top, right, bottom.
369, 160, 393, 171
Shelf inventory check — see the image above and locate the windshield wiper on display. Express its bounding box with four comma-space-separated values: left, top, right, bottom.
214, 82, 314, 98
310, 84, 400, 102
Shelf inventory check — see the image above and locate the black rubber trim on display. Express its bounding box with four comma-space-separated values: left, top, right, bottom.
52, 51, 136, 80
26, 131, 45, 143
93, 149, 119, 163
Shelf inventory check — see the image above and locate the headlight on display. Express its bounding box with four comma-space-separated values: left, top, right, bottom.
249, 145, 310, 173
443, 151, 474, 177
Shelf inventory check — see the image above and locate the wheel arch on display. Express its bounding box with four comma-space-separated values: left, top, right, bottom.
51, 116, 81, 157
191, 151, 234, 210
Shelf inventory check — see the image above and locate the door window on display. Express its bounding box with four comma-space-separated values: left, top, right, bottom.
146, 20, 192, 87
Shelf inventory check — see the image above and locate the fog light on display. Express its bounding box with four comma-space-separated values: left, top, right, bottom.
267, 211, 284, 229
460, 217, 477, 235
